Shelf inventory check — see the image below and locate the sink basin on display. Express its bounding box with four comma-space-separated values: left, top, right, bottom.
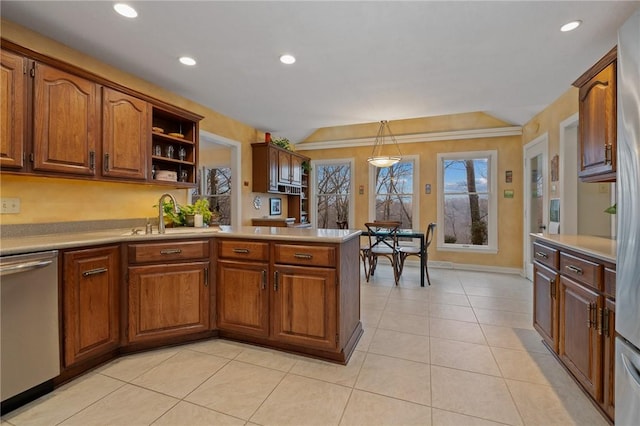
122, 227, 221, 236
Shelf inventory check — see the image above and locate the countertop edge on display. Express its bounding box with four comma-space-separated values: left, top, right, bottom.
530, 233, 617, 263
0, 227, 362, 256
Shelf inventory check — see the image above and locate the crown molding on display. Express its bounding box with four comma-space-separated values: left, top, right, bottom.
294, 126, 522, 151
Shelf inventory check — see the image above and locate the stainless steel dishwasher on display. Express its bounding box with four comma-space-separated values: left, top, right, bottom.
1, 250, 60, 414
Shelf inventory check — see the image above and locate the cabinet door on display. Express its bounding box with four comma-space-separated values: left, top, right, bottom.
290, 154, 303, 186
278, 150, 291, 184
33, 63, 99, 175
272, 265, 337, 350
559, 275, 602, 399
217, 260, 269, 337
102, 87, 148, 180
602, 298, 615, 420
268, 147, 279, 191
128, 261, 210, 343
0, 49, 26, 170
63, 246, 119, 367
533, 262, 559, 353
578, 61, 616, 181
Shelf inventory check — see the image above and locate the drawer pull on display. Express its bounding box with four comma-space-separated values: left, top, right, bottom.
82, 267, 107, 277
565, 265, 583, 275
232, 248, 250, 254
294, 253, 313, 260
535, 251, 548, 259
160, 248, 182, 255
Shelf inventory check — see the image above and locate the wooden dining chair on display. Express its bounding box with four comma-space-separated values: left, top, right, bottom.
398, 222, 436, 285
364, 221, 402, 285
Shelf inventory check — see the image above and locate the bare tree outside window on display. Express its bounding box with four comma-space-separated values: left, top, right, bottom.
442, 158, 489, 245
374, 161, 414, 229
316, 163, 350, 229
198, 167, 231, 225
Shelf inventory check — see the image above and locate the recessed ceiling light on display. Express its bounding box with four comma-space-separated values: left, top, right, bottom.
561, 20, 582, 32
113, 3, 137, 18
179, 56, 197, 66
280, 54, 296, 65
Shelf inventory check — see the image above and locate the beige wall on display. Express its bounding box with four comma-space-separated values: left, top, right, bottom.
0, 19, 261, 225
299, 114, 524, 269
522, 87, 579, 201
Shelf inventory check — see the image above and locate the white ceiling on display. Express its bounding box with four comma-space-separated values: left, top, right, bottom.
2, 1, 638, 143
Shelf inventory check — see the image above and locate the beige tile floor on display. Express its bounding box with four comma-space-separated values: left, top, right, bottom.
2, 265, 610, 426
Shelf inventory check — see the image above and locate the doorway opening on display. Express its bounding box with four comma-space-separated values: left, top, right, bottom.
523, 133, 548, 280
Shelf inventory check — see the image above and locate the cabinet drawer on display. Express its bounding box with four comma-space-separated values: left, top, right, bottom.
533, 242, 559, 270
560, 252, 602, 291
218, 240, 269, 261
128, 240, 210, 263
274, 244, 336, 267
604, 267, 616, 298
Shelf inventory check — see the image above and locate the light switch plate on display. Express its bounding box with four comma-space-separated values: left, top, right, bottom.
1, 197, 20, 214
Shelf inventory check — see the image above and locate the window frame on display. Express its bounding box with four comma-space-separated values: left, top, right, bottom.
436, 150, 498, 253
310, 158, 355, 229
368, 155, 419, 230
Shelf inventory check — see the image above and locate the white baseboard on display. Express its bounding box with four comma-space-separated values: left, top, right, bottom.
402, 259, 523, 276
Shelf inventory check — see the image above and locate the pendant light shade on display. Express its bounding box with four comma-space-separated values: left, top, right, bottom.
367, 120, 402, 168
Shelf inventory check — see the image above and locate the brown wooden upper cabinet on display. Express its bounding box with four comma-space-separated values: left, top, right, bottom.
102, 87, 148, 180
573, 47, 617, 182
1, 41, 201, 186
1, 49, 27, 170
33, 62, 100, 176
252, 142, 309, 194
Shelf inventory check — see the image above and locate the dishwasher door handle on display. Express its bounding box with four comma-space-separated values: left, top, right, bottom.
0, 259, 54, 277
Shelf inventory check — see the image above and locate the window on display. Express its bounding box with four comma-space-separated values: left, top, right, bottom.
370, 158, 417, 229
314, 160, 352, 229
199, 167, 231, 225
437, 151, 497, 252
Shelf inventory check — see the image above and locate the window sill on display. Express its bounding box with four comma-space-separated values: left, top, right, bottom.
437, 245, 498, 254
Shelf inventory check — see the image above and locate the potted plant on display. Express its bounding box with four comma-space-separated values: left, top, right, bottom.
271, 137, 292, 151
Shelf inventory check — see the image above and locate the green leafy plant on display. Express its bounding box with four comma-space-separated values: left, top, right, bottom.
604, 203, 617, 214
271, 137, 292, 151
157, 198, 214, 226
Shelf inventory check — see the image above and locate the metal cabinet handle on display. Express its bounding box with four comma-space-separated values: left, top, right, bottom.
82, 267, 107, 277
535, 251, 548, 259
605, 144, 612, 165
261, 270, 267, 290
565, 265, 583, 275
204, 268, 209, 287
549, 277, 556, 298
294, 253, 313, 260
274, 271, 279, 291
160, 248, 182, 255
89, 151, 95, 170
233, 248, 250, 254
104, 153, 110, 172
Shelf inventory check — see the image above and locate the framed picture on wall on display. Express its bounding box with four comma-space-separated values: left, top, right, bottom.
269, 198, 282, 215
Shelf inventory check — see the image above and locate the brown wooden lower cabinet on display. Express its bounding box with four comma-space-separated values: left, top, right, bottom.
558, 275, 602, 400
272, 265, 337, 351
533, 238, 616, 422
62, 246, 120, 367
215, 237, 361, 363
127, 261, 210, 344
217, 259, 269, 338
533, 262, 559, 352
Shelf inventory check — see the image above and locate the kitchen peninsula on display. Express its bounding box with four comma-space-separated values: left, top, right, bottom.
0, 225, 362, 392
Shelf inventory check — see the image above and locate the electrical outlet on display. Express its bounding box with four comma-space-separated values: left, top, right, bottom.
1, 197, 21, 214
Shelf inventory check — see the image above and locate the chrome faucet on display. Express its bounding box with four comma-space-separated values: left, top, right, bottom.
158, 193, 179, 234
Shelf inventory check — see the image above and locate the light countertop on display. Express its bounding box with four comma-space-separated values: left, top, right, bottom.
531, 233, 617, 263
0, 226, 361, 256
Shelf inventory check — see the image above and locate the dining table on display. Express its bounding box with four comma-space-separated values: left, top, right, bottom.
361, 228, 427, 287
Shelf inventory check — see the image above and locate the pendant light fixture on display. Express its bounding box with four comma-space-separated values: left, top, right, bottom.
367, 120, 402, 168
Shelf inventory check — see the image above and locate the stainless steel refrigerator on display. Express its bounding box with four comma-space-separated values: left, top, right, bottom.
615, 8, 640, 425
